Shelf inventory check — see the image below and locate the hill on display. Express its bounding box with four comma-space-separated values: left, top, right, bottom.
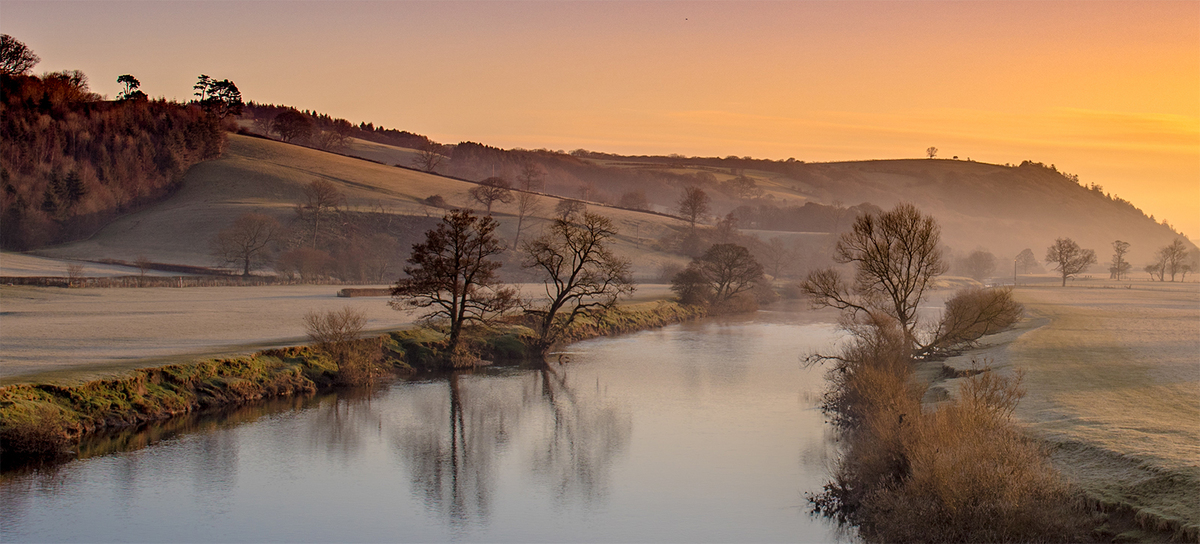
236, 105, 1194, 273
35, 135, 699, 281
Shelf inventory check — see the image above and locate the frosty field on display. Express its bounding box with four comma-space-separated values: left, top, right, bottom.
941, 280, 1200, 533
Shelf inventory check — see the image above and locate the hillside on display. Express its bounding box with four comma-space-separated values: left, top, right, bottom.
235, 106, 1193, 272
35, 135, 698, 281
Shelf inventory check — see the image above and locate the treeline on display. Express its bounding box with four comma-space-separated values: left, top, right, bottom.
242, 102, 432, 151
0, 72, 225, 249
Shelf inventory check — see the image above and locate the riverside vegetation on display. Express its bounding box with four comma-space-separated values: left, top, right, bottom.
0, 300, 705, 463
803, 204, 1098, 542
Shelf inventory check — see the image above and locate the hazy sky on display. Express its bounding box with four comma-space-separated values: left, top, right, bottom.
4, 1, 1198, 238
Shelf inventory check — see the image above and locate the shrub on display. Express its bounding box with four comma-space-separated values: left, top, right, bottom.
304, 307, 380, 385
922, 287, 1023, 357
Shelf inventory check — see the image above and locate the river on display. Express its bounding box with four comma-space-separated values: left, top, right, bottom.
1, 306, 847, 543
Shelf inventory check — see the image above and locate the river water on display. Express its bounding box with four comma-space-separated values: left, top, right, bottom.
1, 306, 847, 543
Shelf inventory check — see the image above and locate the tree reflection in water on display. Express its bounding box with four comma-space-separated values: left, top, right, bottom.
394, 364, 631, 527
532, 366, 631, 505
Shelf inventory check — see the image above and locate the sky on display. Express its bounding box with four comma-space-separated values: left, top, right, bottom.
4, 0, 1198, 239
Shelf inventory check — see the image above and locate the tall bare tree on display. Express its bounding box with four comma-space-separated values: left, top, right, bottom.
469, 177, 514, 214
517, 158, 545, 192
926, 146, 938, 159
1044, 237, 1097, 287
802, 203, 948, 350
390, 210, 516, 354
412, 141, 446, 173
210, 212, 282, 276
1109, 240, 1131, 280
512, 191, 541, 251
522, 212, 635, 351
298, 179, 344, 248
677, 186, 710, 230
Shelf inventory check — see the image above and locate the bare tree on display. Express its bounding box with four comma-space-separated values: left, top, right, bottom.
390, 210, 517, 354
802, 203, 948, 350
554, 199, 586, 221
512, 191, 542, 251
304, 306, 377, 385
1015, 248, 1039, 275
469, 177, 514, 214
677, 186, 710, 230
517, 158, 544, 192
210, 212, 282, 276
412, 141, 446, 173
65, 262, 84, 287
1, 34, 40, 76
690, 243, 764, 306
959, 250, 997, 282
1109, 240, 1131, 280
926, 146, 938, 159
135, 255, 151, 278
521, 212, 635, 351
298, 179, 344, 248
1044, 238, 1097, 287
759, 236, 798, 278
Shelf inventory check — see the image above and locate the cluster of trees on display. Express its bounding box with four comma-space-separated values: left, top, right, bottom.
0, 35, 229, 249
389, 208, 633, 359
1142, 239, 1195, 282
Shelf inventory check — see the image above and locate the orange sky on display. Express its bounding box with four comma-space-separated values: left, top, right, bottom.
5, 0, 1198, 238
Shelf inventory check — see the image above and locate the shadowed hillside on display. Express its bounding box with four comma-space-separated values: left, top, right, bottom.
36, 135, 699, 281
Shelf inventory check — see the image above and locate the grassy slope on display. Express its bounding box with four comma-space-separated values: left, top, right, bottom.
37, 135, 692, 279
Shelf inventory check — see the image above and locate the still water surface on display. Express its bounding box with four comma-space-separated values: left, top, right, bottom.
1, 308, 846, 542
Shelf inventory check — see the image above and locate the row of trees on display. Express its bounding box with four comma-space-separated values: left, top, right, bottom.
390, 208, 634, 357
1046, 237, 1195, 285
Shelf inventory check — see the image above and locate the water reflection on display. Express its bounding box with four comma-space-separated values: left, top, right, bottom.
393, 365, 632, 526
532, 366, 631, 505
2, 309, 845, 543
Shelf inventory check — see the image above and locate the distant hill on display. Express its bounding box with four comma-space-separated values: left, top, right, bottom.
37, 104, 1195, 282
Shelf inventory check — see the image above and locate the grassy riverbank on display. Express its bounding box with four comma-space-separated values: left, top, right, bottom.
0, 300, 704, 461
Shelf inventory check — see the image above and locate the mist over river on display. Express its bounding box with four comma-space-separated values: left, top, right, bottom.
1, 306, 848, 543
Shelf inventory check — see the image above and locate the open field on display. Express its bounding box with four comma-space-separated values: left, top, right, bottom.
0, 283, 674, 385
0, 252, 183, 278
937, 280, 1200, 535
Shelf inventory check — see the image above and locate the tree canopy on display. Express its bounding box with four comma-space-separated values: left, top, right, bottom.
390, 210, 517, 355
1044, 238, 1096, 287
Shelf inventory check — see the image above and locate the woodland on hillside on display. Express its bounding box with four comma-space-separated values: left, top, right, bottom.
0, 54, 227, 250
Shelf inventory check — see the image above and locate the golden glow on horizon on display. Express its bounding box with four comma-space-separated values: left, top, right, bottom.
3, 0, 1197, 237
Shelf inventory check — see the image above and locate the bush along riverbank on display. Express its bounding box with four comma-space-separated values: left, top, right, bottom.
807, 310, 1101, 543
0, 300, 705, 463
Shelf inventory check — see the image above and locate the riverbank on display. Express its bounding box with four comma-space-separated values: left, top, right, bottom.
0, 300, 704, 462
925, 281, 1200, 542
